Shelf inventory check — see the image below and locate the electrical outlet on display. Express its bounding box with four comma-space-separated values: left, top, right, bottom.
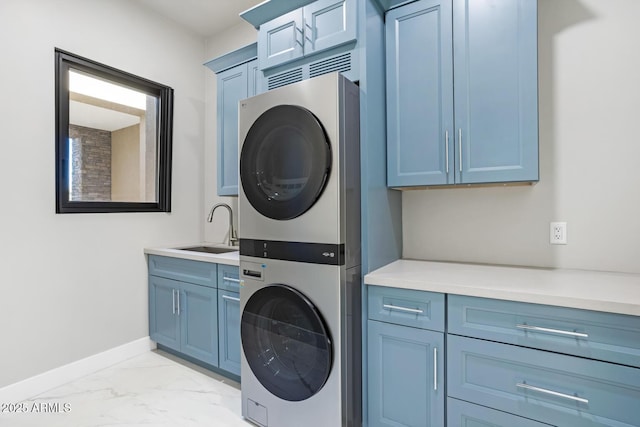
550, 222, 567, 245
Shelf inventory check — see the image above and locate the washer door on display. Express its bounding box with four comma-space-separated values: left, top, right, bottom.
240, 105, 331, 220
241, 284, 332, 401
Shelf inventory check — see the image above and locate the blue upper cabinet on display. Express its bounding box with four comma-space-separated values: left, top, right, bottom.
303, 0, 357, 56
216, 64, 248, 196
453, 0, 538, 184
206, 44, 259, 197
259, 9, 305, 70
258, 0, 357, 71
386, 0, 454, 186
386, 0, 538, 187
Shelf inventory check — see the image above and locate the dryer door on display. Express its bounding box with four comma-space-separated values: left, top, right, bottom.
240, 105, 331, 220
241, 284, 332, 401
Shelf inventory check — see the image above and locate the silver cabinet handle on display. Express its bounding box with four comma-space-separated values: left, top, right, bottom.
296, 24, 304, 47
304, 20, 314, 46
516, 324, 588, 338
223, 277, 241, 284
433, 347, 438, 391
445, 130, 449, 174
222, 294, 240, 302
172, 289, 176, 315
176, 291, 180, 316
458, 128, 463, 172
383, 304, 424, 314
516, 383, 589, 404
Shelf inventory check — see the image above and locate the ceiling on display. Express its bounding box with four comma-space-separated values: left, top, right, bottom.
133, 0, 263, 37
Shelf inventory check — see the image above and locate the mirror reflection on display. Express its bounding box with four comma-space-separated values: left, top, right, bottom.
68, 69, 157, 202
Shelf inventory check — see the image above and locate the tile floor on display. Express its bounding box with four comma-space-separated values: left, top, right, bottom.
0, 350, 252, 427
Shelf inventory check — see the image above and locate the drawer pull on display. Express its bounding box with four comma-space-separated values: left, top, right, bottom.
516, 382, 588, 404
222, 295, 240, 302
383, 304, 424, 314
516, 324, 588, 338
223, 277, 241, 283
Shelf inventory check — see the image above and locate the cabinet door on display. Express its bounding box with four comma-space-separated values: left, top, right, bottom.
303, 0, 357, 57
149, 276, 180, 351
216, 64, 248, 196
453, 0, 538, 184
218, 290, 241, 376
180, 282, 218, 366
258, 9, 304, 70
368, 320, 444, 427
386, 0, 454, 187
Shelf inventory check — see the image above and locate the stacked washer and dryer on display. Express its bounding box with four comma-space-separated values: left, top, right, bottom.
237, 72, 361, 427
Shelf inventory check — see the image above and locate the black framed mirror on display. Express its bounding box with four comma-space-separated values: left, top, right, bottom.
55, 48, 173, 213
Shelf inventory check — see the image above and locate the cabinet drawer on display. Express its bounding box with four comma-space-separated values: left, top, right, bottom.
218, 264, 240, 292
448, 295, 640, 368
148, 255, 217, 288
448, 335, 640, 427
447, 398, 551, 427
368, 286, 444, 331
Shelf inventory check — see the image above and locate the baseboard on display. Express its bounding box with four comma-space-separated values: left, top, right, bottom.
0, 337, 156, 403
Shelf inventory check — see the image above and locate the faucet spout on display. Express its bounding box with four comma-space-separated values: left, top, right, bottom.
207, 203, 238, 246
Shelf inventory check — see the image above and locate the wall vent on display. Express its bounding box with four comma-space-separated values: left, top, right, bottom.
268, 68, 303, 90
309, 53, 351, 78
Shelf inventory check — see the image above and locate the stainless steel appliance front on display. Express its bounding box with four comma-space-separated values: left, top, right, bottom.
238, 72, 360, 268
238, 73, 361, 427
240, 257, 361, 427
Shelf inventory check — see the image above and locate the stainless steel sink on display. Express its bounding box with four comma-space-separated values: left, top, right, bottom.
178, 246, 237, 254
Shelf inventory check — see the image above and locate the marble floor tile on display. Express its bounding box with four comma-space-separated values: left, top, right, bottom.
0, 350, 252, 427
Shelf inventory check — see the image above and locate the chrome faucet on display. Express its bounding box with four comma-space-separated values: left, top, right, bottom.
207, 203, 238, 246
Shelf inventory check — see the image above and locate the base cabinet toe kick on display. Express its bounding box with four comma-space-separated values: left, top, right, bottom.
366, 286, 640, 427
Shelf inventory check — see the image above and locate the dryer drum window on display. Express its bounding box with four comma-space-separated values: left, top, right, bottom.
241, 284, 333, 401
240, 105, 331, 220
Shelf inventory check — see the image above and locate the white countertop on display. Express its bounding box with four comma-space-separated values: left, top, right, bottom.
364, 259, 640, 316
144, 243, 239, 266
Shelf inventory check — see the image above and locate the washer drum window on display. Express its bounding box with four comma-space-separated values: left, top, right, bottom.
241, 284, 333, 401
240, 105, 332, 220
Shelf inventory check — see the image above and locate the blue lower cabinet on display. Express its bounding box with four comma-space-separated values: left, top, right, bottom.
149, 276, 218, 366
180, 282, 218, 366
218, 290, 241, 376
149, 257, 240, 379
447, 398, 551, 427
149, 276, 181, 350
368, 320, 444, 427
448, 335, 640, 427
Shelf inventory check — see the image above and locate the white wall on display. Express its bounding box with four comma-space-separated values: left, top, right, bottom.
403, 0, 640, 274
0, 0, 205, 387
203, 23, 257, 244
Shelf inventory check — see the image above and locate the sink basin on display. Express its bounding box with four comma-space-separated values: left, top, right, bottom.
178, 246, 237, 254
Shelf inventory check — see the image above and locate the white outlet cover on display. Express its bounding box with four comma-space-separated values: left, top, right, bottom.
550, 222, 567, 245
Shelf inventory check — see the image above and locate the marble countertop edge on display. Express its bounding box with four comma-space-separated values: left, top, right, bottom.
144, 243, 240, 266
364, 259, 640, 316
